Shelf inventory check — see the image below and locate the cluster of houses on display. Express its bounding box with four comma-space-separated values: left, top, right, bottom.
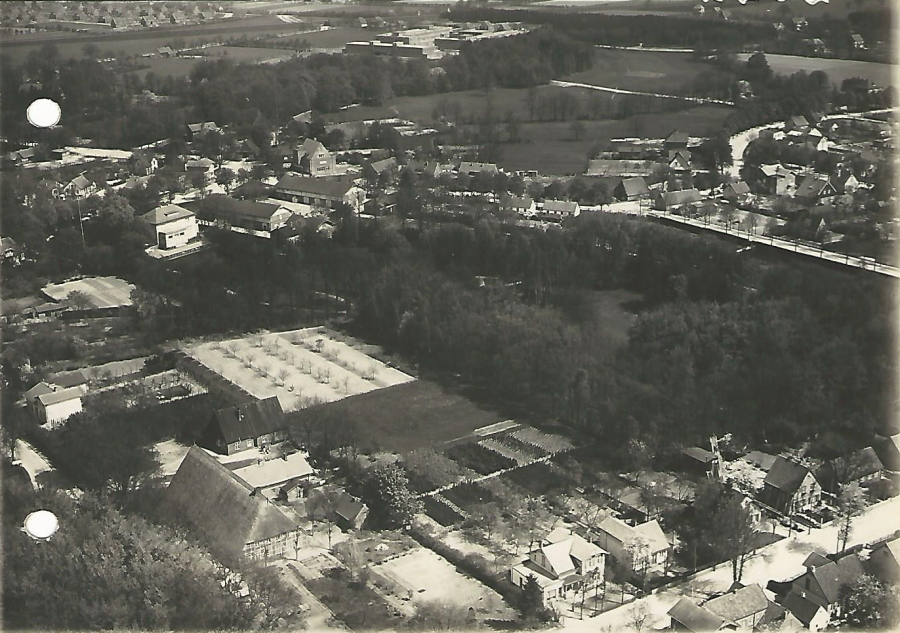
1, 1, 226, 31
685, 433, 899, 530
164, 396, 366, 562
668, 534, 900, 632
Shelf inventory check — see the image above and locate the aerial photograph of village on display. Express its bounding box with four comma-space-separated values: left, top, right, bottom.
0, 0, 897, 631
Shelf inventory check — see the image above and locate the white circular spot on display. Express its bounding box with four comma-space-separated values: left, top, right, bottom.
26, 99, 61, 128
23, 510, 59, 540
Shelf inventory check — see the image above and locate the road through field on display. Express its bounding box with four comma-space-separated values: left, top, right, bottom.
550, 80, 735, 106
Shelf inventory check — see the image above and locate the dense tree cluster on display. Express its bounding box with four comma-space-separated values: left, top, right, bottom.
2, 481, 256, 630
353, 215, 895, 463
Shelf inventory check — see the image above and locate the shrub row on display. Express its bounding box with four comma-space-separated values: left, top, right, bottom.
423, 496, 464, 527
408, 526, 521, 609
445, 442, 516, 475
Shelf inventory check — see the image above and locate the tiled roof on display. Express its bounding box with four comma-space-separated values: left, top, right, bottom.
275, 173, 354, 198
764, 456, 810, 493
142, 204, 194, 225
209, 396, 285, 445
668, 597, 725, 632
703, 584, 769, 623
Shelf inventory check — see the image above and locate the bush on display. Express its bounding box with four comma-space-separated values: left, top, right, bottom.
423, 496, 464, 527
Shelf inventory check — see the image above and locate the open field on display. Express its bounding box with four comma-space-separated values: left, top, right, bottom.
565, 48, 711, 94
197, 45, 297, 62
0, 15, 310, 64
42, 276, 135, 308
736, 53, 897, 88
324, 85, 587, 126
289, 380, 505, 453
585, 288, 643, 346
183, 327, 414, 413
374, 547, 512, 615
497, 104, 731, 174
262, 27, 381, 49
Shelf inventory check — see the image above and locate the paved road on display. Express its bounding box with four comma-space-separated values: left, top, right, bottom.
649, 210, 900, 278
561, 495, 900, 632
551, 80, 735, 107
14, 440, 54, 489
727, 107, 898, 181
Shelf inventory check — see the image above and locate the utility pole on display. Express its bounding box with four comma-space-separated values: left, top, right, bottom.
77, 197, 86, 247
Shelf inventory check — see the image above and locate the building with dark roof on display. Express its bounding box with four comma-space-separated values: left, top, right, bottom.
668, 596, 726, 632
815, 447, 884, 494
334, 493, 368, 530
874, 433, 900, 472
200, 396, 287, 455
163, 447, 301, 563
654, 188, 702, 212
274, 173, 364, 211
201, 195, 292, 233
761, 456, 822, 514
785, 552, 866, 628
614, 176, 651, 201
702, 584, 774, 629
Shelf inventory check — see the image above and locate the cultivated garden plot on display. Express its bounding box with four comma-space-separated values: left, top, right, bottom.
184, 327, 414, 412
374, 546, 512, 616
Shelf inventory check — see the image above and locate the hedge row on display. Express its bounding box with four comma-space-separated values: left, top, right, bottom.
408, 525, 522, 609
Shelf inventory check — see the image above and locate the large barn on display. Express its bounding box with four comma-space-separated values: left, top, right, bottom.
164, 447, 301, 563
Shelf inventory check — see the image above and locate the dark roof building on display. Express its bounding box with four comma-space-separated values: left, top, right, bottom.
668, 597, 725, 632
614, 176, 651, 201
815, 447, 884, 494
200, 397, 287, 455
163, 447, 300, 563
274, 173, 364, 210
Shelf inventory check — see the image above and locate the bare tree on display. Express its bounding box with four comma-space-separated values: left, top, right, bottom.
276, 368, 291, 386
836, 483, 867, 554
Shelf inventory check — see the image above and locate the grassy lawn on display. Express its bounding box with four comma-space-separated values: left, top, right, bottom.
287, 380, 506, 453
585, 288, 643, 346
307, 567, 398, 630
324, 85, 583, 125
736, 53, 896, 88
0, 15, 307, 64
565, 48, 712, 94
262, 27, 380, 49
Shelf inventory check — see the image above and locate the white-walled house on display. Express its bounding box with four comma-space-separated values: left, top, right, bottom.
35, 386, 83, 428
141, 204, 199, 250
595, 516, 670, 571
510, 527, 606, 602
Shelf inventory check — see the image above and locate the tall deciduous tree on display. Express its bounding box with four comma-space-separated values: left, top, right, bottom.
361, 462, 422, 529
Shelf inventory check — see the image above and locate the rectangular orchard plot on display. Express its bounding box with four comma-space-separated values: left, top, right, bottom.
182, 327, 414, 412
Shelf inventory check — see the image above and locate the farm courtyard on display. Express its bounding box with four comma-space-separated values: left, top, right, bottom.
183, 327, 414, 412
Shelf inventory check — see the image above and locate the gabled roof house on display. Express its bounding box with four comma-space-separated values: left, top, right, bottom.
164, 447, 301, 563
